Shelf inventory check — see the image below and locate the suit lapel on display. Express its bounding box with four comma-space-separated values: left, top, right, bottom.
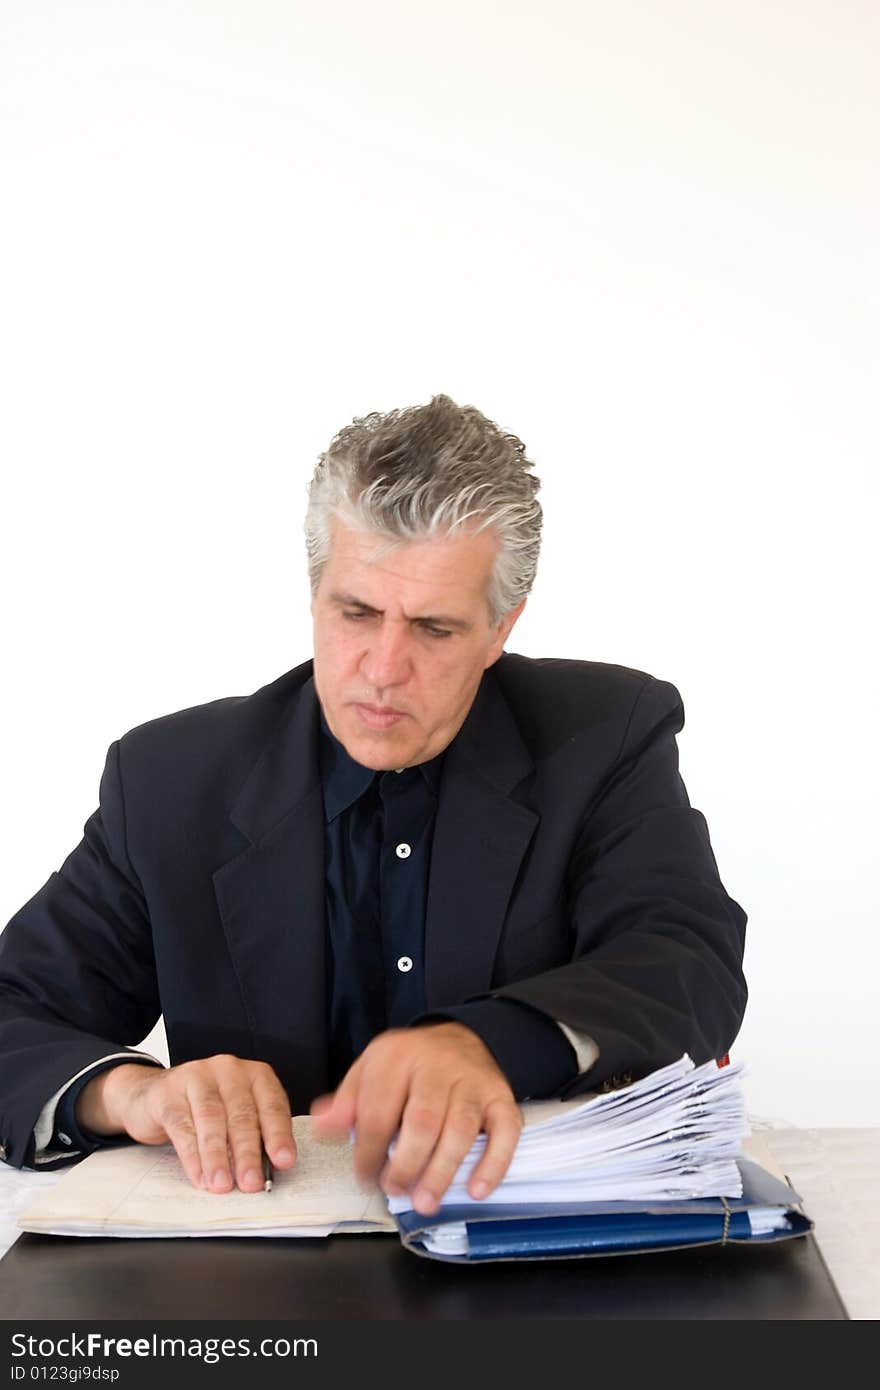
212, 670, 330, 1103
425, 667, 538, 1008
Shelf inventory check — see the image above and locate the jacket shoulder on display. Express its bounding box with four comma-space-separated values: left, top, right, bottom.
492, 652, 682, 754
115, 661, 314, 790
494, 651, 664, 712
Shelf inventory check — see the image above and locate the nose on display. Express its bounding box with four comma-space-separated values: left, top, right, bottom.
359, 621, 413, 692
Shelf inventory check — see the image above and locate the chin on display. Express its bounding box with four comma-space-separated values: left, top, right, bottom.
351, 745, 412, 772
358, 751, 407, 771
341, 725, 413, 769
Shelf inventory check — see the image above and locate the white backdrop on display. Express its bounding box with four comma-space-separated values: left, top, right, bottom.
1, 1, 877, 1126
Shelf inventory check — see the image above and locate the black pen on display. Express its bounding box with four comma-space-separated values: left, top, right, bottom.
261, 1147, 274, 1192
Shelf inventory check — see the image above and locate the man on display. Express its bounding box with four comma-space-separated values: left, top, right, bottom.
0, 395, 747, 1217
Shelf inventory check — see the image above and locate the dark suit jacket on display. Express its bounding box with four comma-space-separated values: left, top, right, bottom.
0, 654, 747, 1167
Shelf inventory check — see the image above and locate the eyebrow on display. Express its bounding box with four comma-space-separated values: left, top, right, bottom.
329, 591, 473, 633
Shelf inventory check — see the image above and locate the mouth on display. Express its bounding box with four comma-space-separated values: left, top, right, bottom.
353, 703, 408, 729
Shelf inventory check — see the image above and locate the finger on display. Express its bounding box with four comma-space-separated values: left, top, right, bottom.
347, 1069, 410, 1188
310, 1088, 356, 1137
183, 1076, 233, 1192
310, 1059, 362, 1137
217, 1083, 267, 1192
155, 1098, 212, 1191
251, 1066, 297, 1169
466, 1097, 523, 1200
408, 1090, 484, 1215
379, 1092, 447, 1196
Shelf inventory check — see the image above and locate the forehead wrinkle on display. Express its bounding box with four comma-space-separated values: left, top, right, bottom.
326, 519, 496, 619
359, 546, 465, 589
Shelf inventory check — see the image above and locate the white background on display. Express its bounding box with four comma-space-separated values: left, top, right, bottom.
1, 1, 877, 1126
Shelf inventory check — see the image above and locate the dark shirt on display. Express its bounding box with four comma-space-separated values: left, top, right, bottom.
320, 707, 441, 1079
318, 709, 576, 1097
51, 707, 577, 1155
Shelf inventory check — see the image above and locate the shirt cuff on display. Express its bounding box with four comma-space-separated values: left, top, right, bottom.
34, 1053, 164, 1164
555, 1023, 599, 1075
409, 998, 580, 1100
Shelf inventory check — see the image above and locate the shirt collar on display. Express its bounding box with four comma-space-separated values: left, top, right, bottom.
318, 705, 446, 822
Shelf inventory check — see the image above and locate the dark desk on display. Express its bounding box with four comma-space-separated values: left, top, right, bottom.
0, 1230, 847, 1320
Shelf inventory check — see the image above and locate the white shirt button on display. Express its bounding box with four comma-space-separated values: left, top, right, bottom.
395, 842, 412, 859
397, 956, 413, 973
58, 1131, 72, 1146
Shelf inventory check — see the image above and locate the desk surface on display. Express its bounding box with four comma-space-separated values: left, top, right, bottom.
3, 1126, 877, 1321
0, 1228, 847, 1321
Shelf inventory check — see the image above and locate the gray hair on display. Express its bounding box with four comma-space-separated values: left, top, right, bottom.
304, 394, 542, 625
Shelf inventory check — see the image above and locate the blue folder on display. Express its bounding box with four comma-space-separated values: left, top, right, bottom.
393, 1159, 813, 1262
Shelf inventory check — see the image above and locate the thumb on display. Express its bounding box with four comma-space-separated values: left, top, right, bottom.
310, 1085, 358, 1136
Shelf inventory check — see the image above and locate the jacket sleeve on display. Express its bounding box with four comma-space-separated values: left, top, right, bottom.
491, 676, 748, 1095
0, 740, 161, 1167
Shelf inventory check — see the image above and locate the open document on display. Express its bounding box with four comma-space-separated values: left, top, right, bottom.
17, 1116, 396, 1238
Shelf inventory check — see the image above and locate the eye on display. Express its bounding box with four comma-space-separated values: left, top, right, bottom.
340, 610, 451, 638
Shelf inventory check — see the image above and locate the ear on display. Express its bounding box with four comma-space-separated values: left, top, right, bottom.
484, 598, 527, 668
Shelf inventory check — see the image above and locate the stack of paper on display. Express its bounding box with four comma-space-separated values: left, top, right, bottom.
387, 1054, 750, 1216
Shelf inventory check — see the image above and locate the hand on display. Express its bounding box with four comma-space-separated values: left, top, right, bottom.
76, 1055, 297, 1193
310, 1023, 523, 1215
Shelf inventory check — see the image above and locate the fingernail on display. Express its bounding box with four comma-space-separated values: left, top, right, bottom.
275, 1147, 294, 1165
413, 1187, 437, 1214
212, 1169, 230, 1188
242, 1168, 261, 1189
471, 1180, 489, 1199
383, 1180, 404, 1197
